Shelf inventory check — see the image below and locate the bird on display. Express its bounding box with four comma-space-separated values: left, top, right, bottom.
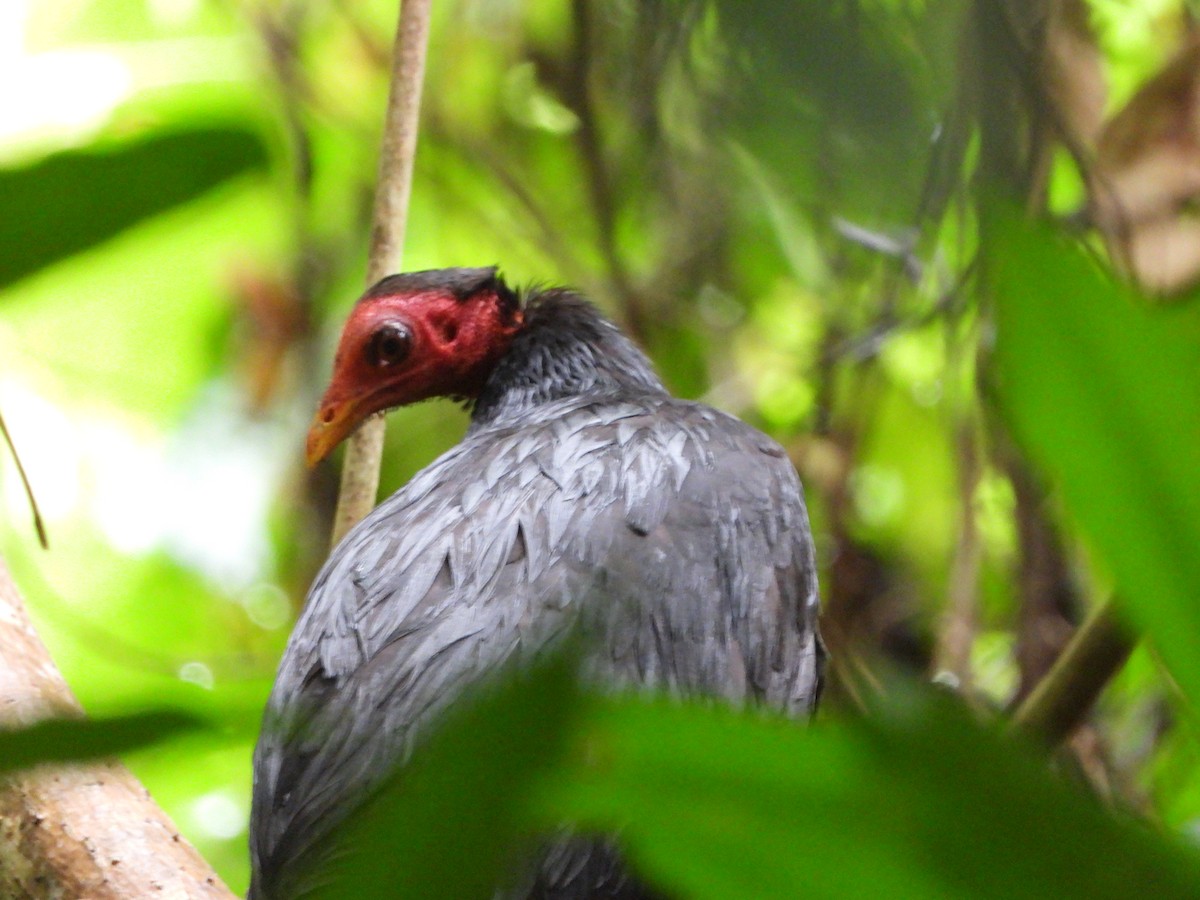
250, 267, 825, 899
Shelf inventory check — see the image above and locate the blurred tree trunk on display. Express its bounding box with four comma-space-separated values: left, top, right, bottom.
0, 558, 235, 899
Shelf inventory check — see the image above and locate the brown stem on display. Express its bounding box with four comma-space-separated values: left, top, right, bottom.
331, 0, 433, 548
1010, 600, 1137, 747
0, 409, 47, 549
932, 417, 983, 689
0, 558, 234, 898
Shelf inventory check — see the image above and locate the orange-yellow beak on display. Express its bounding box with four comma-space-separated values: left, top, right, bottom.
305, 396, 363, 467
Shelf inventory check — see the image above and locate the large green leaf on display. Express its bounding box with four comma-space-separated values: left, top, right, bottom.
0, 125, 268, 288
0, 709, 202, 775
988, 213, 1200, 706
303, 652, 582, 900
255, 644, 1200, 900
310, 654, 1200, 899
543, 692, 1200, 899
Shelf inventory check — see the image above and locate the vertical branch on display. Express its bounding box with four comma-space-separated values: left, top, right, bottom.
932, 417, 983, 690
331, 0, 434, 547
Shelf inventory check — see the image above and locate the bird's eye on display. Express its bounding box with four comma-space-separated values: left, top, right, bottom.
368, 323, 412, 367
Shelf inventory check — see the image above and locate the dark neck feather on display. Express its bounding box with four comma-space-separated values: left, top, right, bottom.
469, 289, 666, 429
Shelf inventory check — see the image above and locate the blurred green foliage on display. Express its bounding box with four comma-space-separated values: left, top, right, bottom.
2, 0, 1200, 896
0, 125, 268, 287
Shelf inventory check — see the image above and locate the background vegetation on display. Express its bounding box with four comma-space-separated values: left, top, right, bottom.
3, 0, 1200, 895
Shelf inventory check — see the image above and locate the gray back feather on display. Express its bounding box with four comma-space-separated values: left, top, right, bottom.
250, 396, 821, 897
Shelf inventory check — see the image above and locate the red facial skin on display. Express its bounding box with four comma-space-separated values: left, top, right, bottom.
306, 289, 523, 466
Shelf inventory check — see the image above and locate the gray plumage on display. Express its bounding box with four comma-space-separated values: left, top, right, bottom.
250, 286, 824, 899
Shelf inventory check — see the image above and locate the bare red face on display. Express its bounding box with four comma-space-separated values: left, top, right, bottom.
306, 285, 522, 465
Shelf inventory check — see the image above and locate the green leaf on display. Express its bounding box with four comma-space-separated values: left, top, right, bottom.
0, 710, 203, 775
544, 691, 1200, 899
988, 211, 1200, 706
303, 651, 582, 900
0, 125, 268, 288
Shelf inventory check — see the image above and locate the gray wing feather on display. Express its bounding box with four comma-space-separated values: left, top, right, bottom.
250, 397, 821, 898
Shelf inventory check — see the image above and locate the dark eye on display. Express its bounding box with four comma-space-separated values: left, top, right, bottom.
368, 323, 412, 367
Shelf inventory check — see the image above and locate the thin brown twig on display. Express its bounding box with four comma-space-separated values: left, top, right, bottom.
932, 416, 983, 691
0, 409, 48, 549
331, 0, 434, 548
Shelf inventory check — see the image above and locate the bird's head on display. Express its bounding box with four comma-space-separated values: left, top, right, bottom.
306, 267, 523, 465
